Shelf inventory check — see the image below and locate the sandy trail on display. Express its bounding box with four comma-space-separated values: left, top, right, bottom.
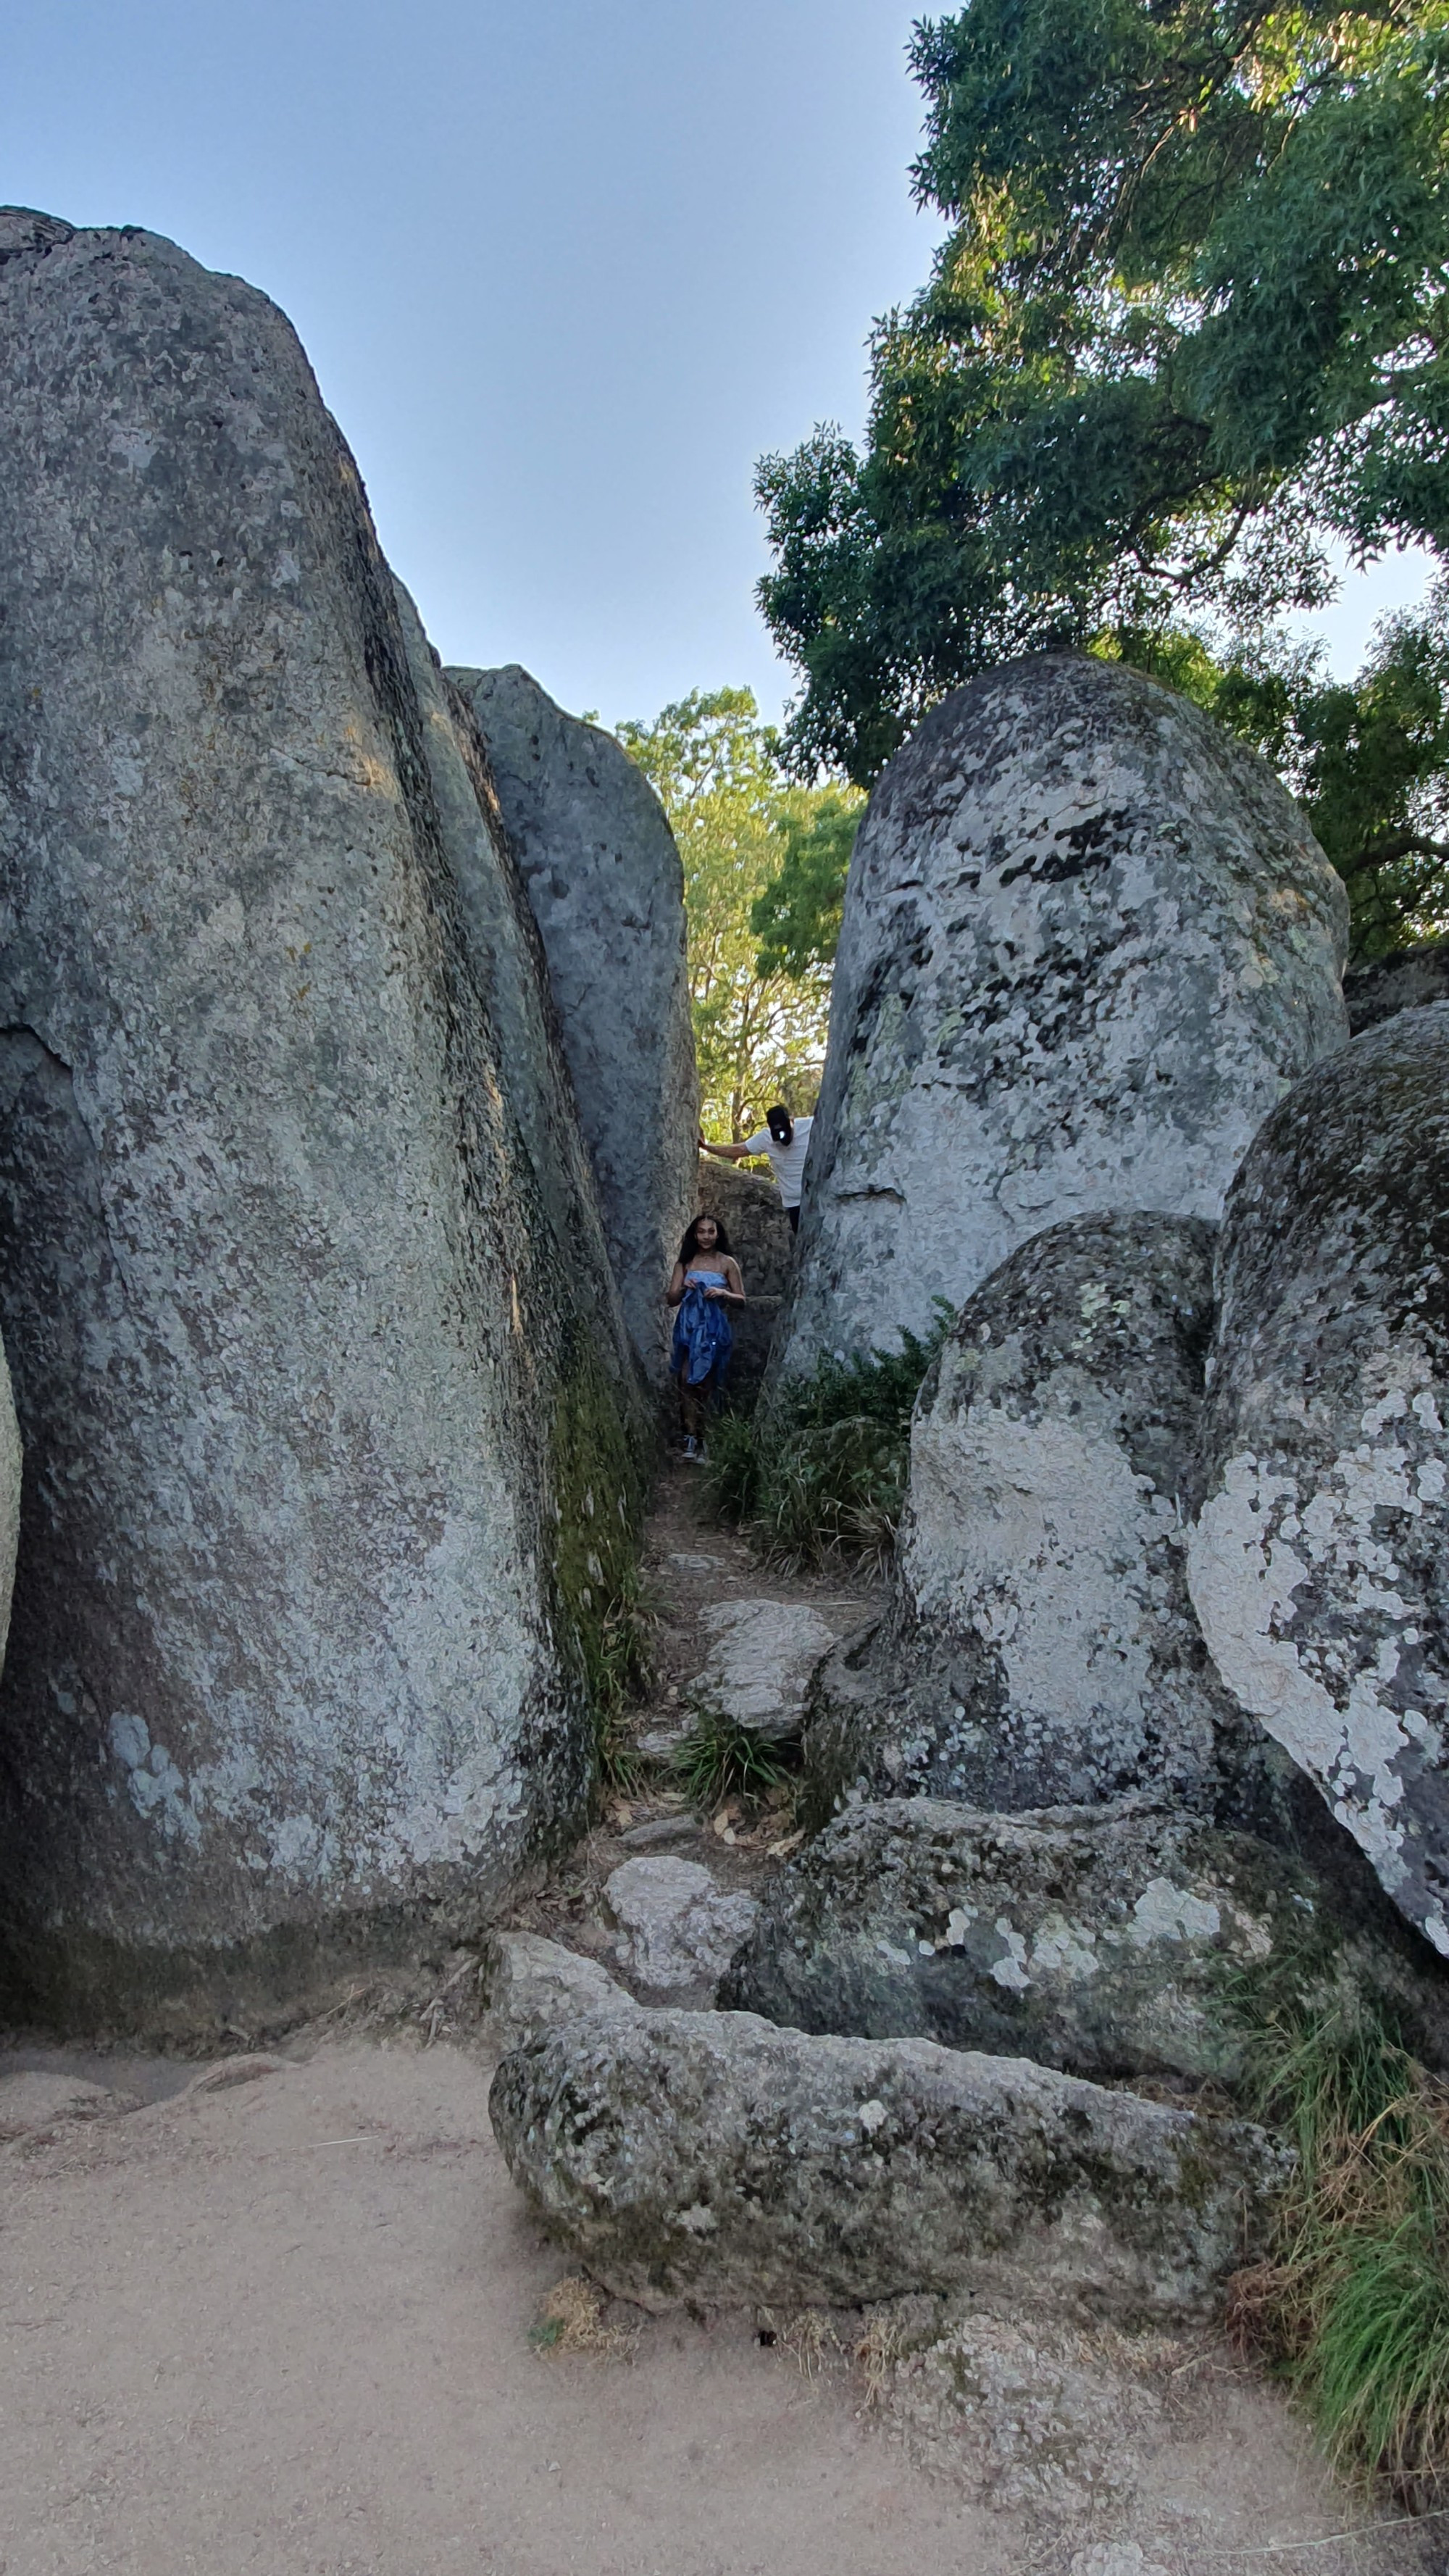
1, 2038, 998, 2576
1, 2031, 1424, 2576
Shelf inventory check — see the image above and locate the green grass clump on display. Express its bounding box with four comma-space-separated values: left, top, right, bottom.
703, 1304, 953, 1570
670, 1704, 795, 1809
1229, 1988, 1449, 2504
582, 1564, 653, 1795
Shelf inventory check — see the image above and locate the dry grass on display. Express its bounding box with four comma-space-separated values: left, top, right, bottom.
529, 2274, 631, 2359
1228, 1995, 1449, 2504
852, 2309, 906, 2409
754, 2306, 840, 2380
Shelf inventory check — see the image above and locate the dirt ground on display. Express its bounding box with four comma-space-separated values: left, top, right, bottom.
0, 1471, 1439, 2576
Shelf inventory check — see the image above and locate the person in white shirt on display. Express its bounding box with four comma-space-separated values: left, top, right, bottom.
700, 1104, 814, 1233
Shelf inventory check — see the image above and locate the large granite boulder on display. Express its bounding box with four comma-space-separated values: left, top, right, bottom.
803, 1214, 1246, 1821
695, 1156, 793, 1402
773, 655, 1348, 1380
490, 2006, 1286, 2319
721, 1797, 1449, 2082
448, 664, 698, 1383
1188, 1006, 1449, 1956
0, 212, 643, 2024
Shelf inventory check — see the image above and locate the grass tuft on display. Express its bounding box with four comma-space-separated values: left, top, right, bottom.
703, 1304, 953, 1570
581, 1563, 653, 1796
1228, 1985, 1449, 2504
669, 1704, 796, 1810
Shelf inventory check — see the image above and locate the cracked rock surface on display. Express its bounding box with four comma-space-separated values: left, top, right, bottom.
689, 1598, 838, 1740
773, 653, 1348, 1382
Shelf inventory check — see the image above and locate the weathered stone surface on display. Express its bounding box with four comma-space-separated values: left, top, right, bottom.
448, 664, 698, 1383
603, 1857, 759, 1993
803, 1214, 1248, 1820
870, 2296, 1164, 2515
1345, 937, 1449, 1035
688, 1598, 838, 1740
0, 216, 642, 2018
480, 1930, 637, 2050
1188, 1006, 1449, 1956
774, 655, 1348, 1379
722, 1797, 1449, 2080
696, 1156, 793, 1401
489, 2006, 1286, 2318
0, 1336, 20, 1678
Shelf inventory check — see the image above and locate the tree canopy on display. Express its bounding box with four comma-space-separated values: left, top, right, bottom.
1106, 585, 1449, 954
615, 690, 858, 1136
756, 0, 1449, 791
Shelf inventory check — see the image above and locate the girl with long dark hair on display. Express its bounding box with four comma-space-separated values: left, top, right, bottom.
665, 1213, 745, 1460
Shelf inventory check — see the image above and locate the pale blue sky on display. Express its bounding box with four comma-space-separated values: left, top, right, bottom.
5, 1, 1434, 729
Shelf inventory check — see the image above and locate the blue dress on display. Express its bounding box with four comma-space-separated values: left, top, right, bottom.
671, 1267, 733, 1391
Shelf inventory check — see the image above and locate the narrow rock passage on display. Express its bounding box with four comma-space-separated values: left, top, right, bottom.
502, 1462, 882, 1964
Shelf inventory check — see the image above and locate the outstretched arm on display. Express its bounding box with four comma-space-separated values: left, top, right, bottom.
698, 1131, 759, 1164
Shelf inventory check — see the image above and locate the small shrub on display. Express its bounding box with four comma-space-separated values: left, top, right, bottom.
670, 1704, 795, 1809
1228, 1986, 1449, 2504
703, 1303, 953, 1570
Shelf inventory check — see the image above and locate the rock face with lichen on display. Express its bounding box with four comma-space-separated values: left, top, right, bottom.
721, 1796, 1449, 2081
803, 1214, 1247, 1822
0, 210, 643, 2025
773, 654, 1348, 1381
489, 2004, 1287, 2319
448, 664, 698, 1384
1187, 1006, 1449, 1957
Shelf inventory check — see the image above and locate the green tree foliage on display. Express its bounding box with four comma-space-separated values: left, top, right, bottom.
615, 689, 851, 1135
749, 789, 861, 978
1104, 586, 1449, 956
756, 0, 1449, 791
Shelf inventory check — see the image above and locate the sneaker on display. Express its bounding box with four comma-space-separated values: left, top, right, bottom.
682, 1435, 699, 1460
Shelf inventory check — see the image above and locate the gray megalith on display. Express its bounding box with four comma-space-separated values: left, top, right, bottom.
0, 212, 642, 2022
722, 1796, 1449, 2082
773, 654, 1348, 1380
